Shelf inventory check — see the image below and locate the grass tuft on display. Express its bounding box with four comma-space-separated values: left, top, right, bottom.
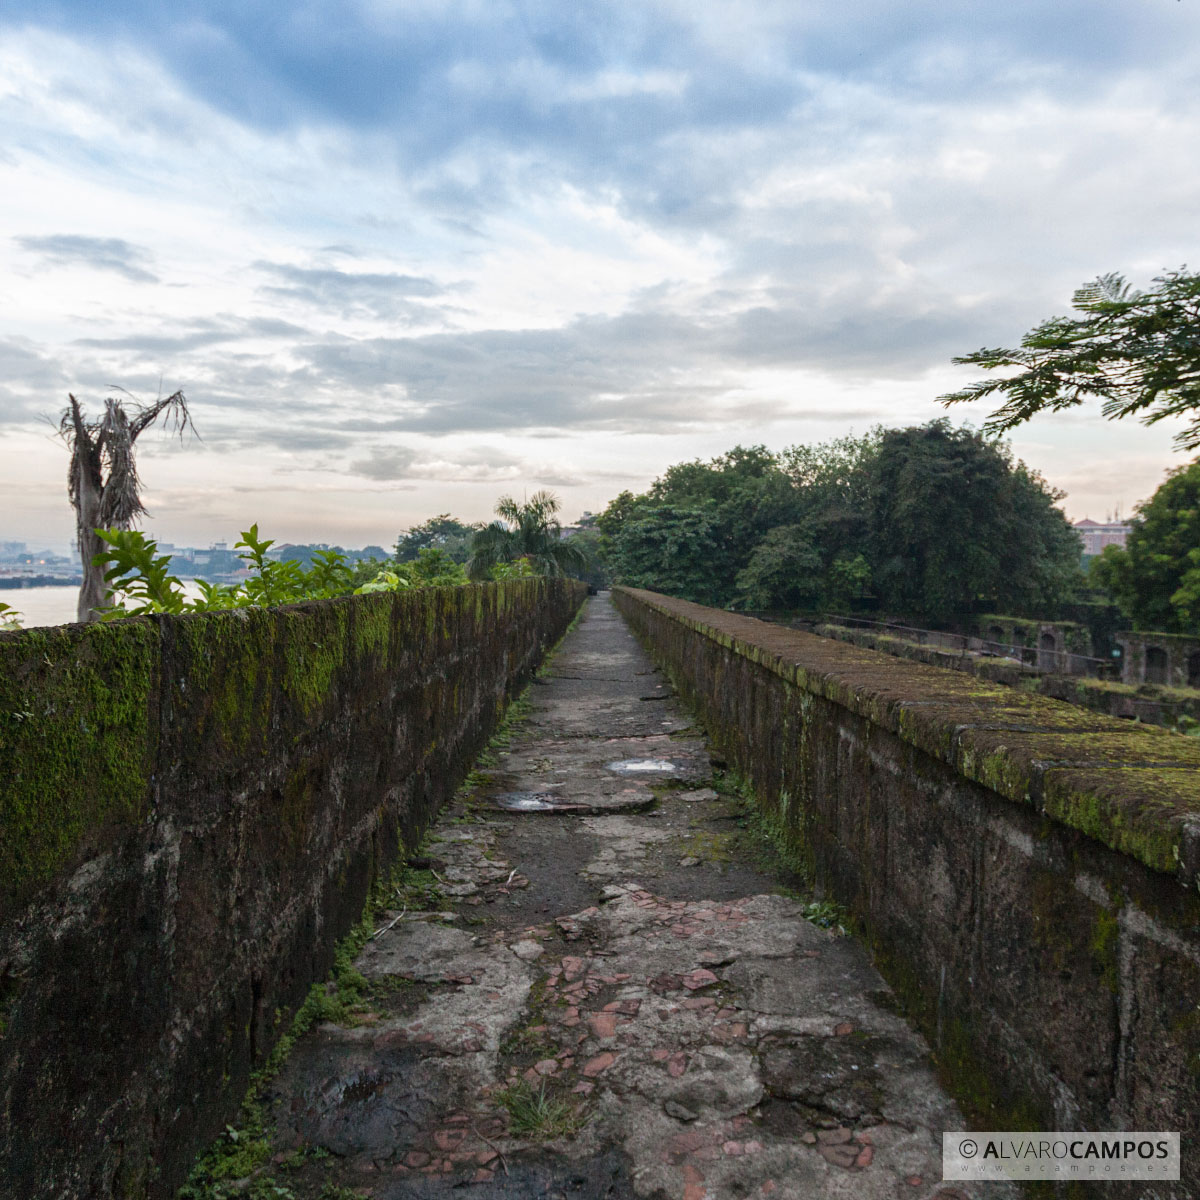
496, 1079, 585, 1140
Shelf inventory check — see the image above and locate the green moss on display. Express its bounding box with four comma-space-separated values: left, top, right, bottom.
1089, 906, 1120, 994
0, 619, 158, 911
1121, 630, 1200, 645
1042, 766, 1196, 874
172, 609, 279, 758
280, 605, 349, 717
352, 594, 392, 661
675, 828, 734, 863
936, 1011, 1053, 1135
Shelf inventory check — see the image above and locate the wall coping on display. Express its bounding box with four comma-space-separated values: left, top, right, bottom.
1117, 631, 1200, 647
616, 587, 1200, 886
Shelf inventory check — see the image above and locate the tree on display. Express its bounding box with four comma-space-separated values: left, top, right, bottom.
866, 421, 1083, 621
466, 491, 588, 580
941, 270, 1200, 450
733, 525, 824, 610
598, 424, 1079, 620
395, 514, 479, 564
600, 439, 879, 610
405, 546, 469, 587
59, 390, 193, 622
598, 446, 799, 607
1090, 458, 1200, 633
604, 503, 727, 606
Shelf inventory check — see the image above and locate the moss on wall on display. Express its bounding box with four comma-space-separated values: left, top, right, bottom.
617, 588, 1200, 885
0, 619, 158, 913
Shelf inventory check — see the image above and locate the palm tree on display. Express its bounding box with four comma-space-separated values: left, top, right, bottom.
59, 389, 193, 622
467, 491, 589, 580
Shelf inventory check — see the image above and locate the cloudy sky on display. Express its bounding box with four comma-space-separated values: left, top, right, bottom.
3, 1, 1198, 551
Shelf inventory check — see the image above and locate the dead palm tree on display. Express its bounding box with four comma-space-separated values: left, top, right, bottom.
59, 389, 193, 622
467, 490, 588, 580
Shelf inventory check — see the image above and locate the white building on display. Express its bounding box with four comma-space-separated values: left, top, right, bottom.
1074, 518, 1131, 555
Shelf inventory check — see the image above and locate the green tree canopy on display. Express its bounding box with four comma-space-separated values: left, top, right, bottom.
599, 423, 1082, 621
733, 525, 824, 610
601, 446, 806, 606
1090, 458, 1200, 633
395, 514, 480, 563
867, 422, 1083, 622
467, 491, 588, 580
604, 503, 727, 606
941, 270, 1200, 450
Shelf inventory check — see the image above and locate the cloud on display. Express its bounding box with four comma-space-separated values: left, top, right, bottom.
0, 337, 71, 425
348, 444, 598, 488
14, 234, 159, 282
279, 284, 979, 438
9, 0, 1198, 243
74, 315, 308, 354
2, 5, 1197, 546
254, 261, 452, 321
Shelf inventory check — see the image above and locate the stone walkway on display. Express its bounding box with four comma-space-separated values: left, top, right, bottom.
249, 595, 1014, 1200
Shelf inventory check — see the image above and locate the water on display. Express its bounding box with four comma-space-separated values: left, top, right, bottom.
2, 581, 206, 629
1, 585, 82, 628
488, 791, 566, 812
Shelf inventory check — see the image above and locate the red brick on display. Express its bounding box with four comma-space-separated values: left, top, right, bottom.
582, 1051, 616, 1076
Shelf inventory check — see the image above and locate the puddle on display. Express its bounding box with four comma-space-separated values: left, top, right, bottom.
606, 758, 677, 774
485, 788, 657, 815
489, 791, 569, 812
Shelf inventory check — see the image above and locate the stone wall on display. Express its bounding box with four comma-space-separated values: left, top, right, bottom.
1118, 630, 1200, 689
614, 586, 1200, 1194
814, 621, 1200, 728
971, 614, 1095, 673
0, 579, 586, 1200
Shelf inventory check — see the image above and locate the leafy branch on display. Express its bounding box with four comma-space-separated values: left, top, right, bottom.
941, 269, 1200, 450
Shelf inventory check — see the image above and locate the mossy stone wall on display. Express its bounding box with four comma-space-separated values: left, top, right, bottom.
615, 586, 1200, 1196
0, 579, 585, 1200
815, 621, 1200, 728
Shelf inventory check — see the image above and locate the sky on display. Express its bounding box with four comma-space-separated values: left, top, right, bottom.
2, 1, 1199, 553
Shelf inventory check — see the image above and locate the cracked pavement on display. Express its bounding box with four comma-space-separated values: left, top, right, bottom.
255, 595, 1015, 1200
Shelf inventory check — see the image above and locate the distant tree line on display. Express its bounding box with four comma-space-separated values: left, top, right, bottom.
596, 421, 1085, 624
87, 492, 591, 620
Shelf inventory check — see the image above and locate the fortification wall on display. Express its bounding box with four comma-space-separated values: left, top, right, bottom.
614, 586, 1200, 1192
814, 621, 1200, 727
0, 579, 586, 1199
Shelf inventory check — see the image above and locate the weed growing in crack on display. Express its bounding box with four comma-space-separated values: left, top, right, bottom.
496, 1080, 585, 1139
177, 1114, 276, 1199
318, 1183, 368, 1200
802, 898, 849, 935
392, 862, 445, 912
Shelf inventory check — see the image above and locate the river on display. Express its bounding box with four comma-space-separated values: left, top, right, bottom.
2, 582, 206, 628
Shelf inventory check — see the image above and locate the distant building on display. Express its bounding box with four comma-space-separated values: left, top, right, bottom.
1074, 518, 1131, 555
